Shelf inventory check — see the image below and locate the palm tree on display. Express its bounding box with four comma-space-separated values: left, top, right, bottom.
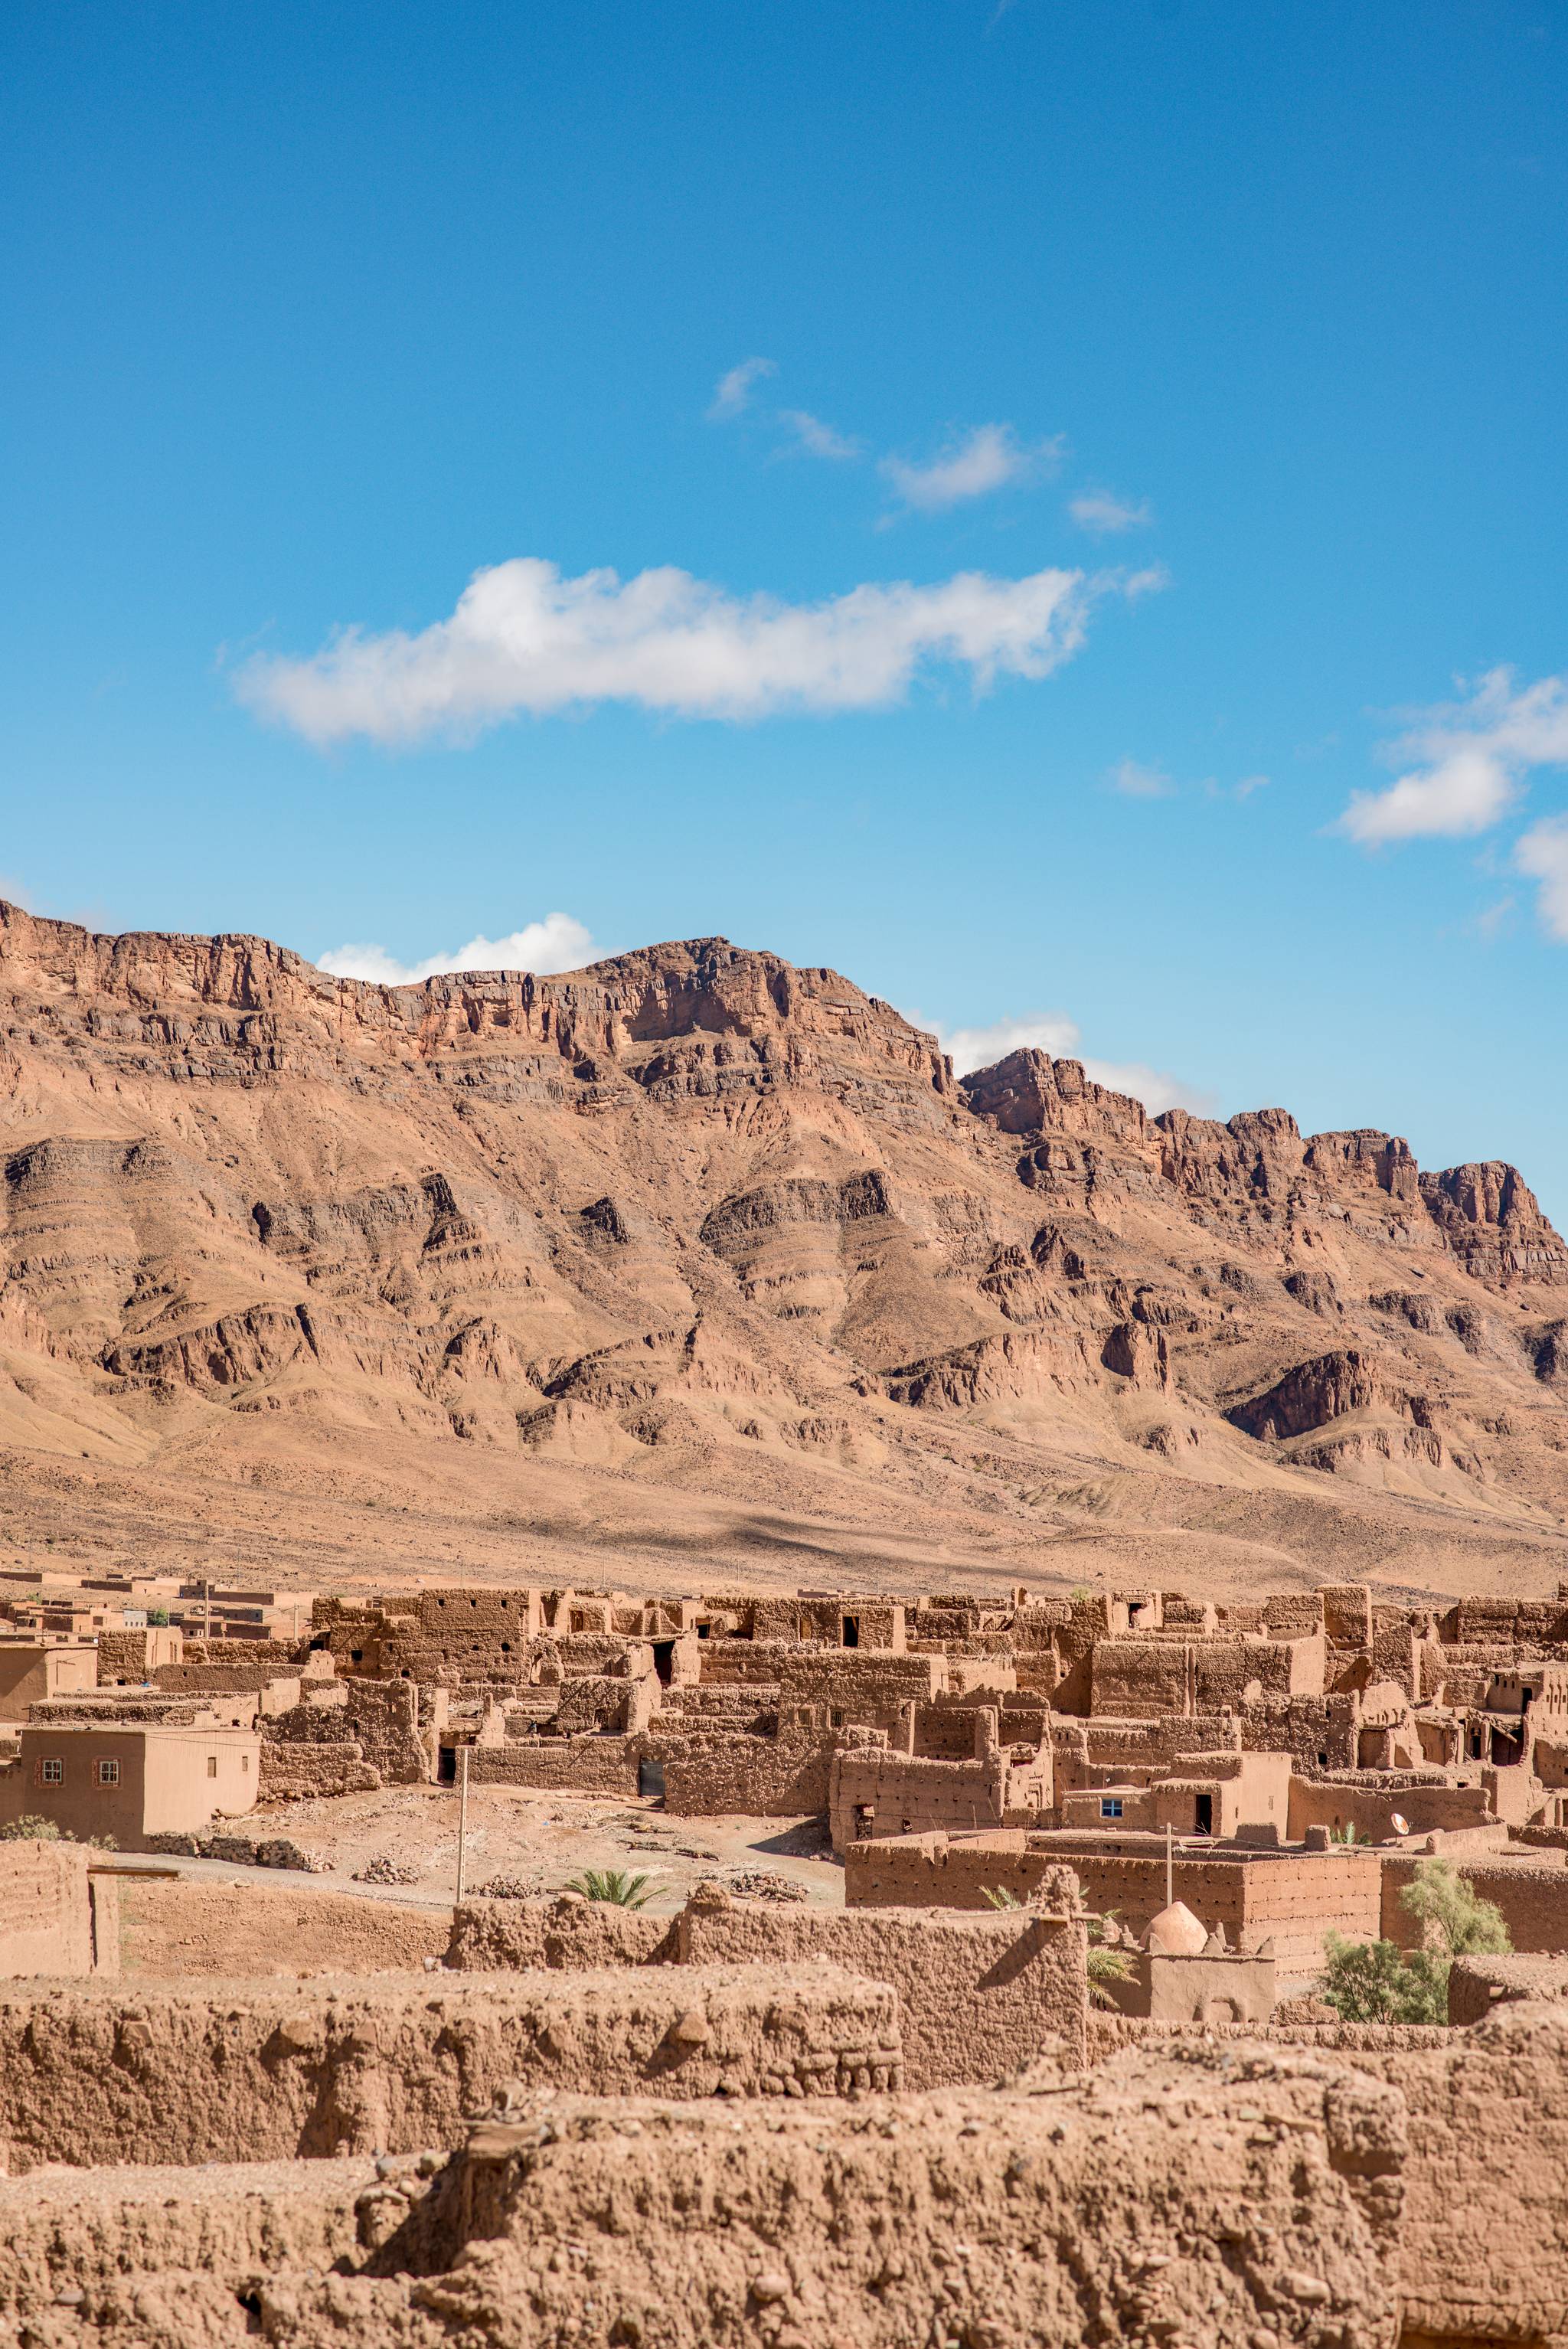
564, 1868, 655, 1907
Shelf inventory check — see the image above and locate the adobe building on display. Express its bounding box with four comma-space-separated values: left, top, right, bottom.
0, 1717, 260, 1848
0, 1640, 97, 1719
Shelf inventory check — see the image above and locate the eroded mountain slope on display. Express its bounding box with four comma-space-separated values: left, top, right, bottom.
1, 900, 1565, 1599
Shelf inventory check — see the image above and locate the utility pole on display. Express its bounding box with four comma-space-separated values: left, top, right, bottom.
456, 1745, 470, 1905
1165, 1821, 1174, 1910
204, 1577, 211, 1642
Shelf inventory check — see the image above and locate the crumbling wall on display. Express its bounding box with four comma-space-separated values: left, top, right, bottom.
469, 1734, 640, 1793
0, 1964, 901, 2169
675, 1886, 1087, 2083
260, 1740, 381, 1801
0, 1841, 116, 1978
266, 1679, 430, 1784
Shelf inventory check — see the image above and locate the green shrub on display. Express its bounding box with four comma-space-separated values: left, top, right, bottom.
1320, 1857, 1510, 2022
0, 1817, 117, 1851
564, 1869, 655, 1908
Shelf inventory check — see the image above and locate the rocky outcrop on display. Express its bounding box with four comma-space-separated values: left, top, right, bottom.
1229, 1351, 1434, 1442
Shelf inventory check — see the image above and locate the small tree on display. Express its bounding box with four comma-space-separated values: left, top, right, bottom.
980, 1885, 1024, 1909
564, 1869, 655, 1908
1320, 1857, 1510, 2024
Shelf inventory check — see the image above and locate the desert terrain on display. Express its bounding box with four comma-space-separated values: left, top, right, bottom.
2, 898, 1565, 1603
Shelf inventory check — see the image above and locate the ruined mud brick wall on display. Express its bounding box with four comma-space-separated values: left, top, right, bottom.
542, 1673, 639, 1734
0, 1841, 116, 1977
1381, 1851, 1568, 1952
828, 1743, 1033, 1848
95, 1629, 155, 1685
116, 1876, 451, 1978
736, 1596, 906, 1648
0, 1963, 900, 2171
1441, 1596, 1568, 1645
1287, 1770, 1492, 1842
1446, 1952, 1568, 2023
655, 1720, 839, 1816
677, 1887, 1088, 2084
1086, 1634, 1325, 1720
1234, 1694, 1358, 1770
774, 1649, 942, 1728
1361, 2003, 1568, 2344
844, 1832, 1380, 1970
151, 1662, 300, 1703
690, 1638, 807, 1687
279, 2047, 1401, 2349
913, 1693, 1050, 1759
449, 1898, 678, 1972
259, 1739, 381, 1800
469, 1733, 640, 1794
0, 2155, 380, 2338
265, 1678, 431, 1782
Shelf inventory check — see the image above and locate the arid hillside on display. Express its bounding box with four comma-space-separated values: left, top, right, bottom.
2, 899, 1566, 1600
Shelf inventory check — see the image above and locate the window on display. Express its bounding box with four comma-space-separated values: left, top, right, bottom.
207, 1755, 218, 1778
241, 1754, 250, 1773
37, 1756, 64, 1786
96, 1759, 119, 1786
1099, 1797, 1123, 1819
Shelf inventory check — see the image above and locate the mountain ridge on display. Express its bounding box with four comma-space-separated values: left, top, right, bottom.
1, 899, 1565, 1601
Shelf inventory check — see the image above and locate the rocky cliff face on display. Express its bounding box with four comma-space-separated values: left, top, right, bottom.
2, 900, 1565, 1599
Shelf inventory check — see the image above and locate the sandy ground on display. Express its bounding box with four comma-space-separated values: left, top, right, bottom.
149, 1785, 846, 1912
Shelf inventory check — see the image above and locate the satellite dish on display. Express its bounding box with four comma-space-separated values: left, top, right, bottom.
1391, 1813, 1410, 1837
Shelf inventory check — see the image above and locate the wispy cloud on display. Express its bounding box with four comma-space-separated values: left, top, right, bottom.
777, 408, 861, 461
1338, 668, 1568, 845
1335, 667, 1568, 939
236, 554, 1152, 747
707, 357, 776, 420
1516, 815, 1568, 940
1108, 757, 1175, 799
317, 912, 596, 987
1069, 488, 1153, 536
881, 423, 1064, 513
918, 1008, 1210, 1116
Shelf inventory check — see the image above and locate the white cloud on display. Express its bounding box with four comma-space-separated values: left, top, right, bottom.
236, 554, 1143, 747
1069, 488, 1153, 536
317, 912, 596, 987
1109, 757, 1175, 799
916, 1011, 1210, 1116
778, 408, 861, 461
1338, 667, 1568, 845
881, 423, 1063, 513
1516, 815, 1568, 941
707, 357, 776, 420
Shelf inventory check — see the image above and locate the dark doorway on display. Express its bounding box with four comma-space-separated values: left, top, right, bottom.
842, 1615, 859, 1648
639, 1757, 666, 1799
652, 1640, 675, 1687
437, 1746, 457, 1785
1195, 1792, 1214, 1835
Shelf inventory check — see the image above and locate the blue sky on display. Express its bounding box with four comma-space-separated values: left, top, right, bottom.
5, 3, 1568, 1213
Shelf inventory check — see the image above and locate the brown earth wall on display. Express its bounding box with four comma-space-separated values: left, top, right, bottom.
260, 1742, 381, 1801
844, 1836, 1380, 1970
469, 1736, 640, 1793
656, 1729, 834, 1816
116, 1875, 452, 1978
0, 1963, 901, 2170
